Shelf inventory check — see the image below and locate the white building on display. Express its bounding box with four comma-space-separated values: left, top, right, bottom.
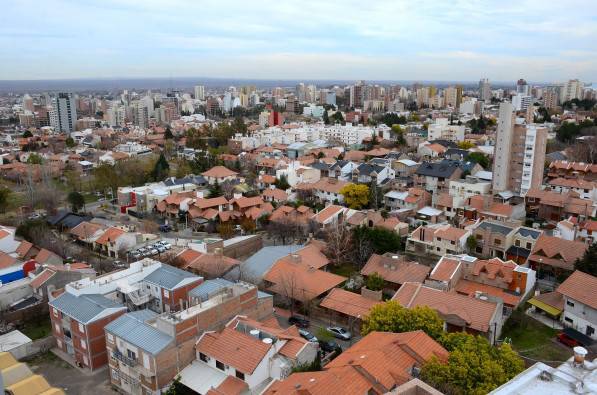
49, 93, 77, 134
194, 85, 205, 100
427, 118, 465, 142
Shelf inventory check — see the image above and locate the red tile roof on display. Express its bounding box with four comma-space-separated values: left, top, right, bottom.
360, 254, 430, 286
320, 288, 382, 318
202, 166, 238, 178
557, 270, 597, 310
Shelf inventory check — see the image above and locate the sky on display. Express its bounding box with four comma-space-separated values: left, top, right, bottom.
1, 0, 597, 82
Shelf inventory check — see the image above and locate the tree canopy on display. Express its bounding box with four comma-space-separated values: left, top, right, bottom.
67, 191, 85, 213
274, 174, 290, 190
575, 243, 597, 276
0, 186, 12, 213
365, 272, 385, 291
467, 152, 489, 169
151, 153, 170, 181
353, 225, 401, 255
361, 301, 444, 340
340, 183, 369, 209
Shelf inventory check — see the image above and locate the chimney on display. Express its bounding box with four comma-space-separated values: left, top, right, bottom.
214, 247, 223, 256
291, 253, 301, 263
573, 346, 587, 366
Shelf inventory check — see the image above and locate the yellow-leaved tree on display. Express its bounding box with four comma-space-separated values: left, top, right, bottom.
339, 183, 369, 209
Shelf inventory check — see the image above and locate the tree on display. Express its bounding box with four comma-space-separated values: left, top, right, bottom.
0, 186, 11, 213
457, 141, 475, 149
421, 333, 524, 395
575, 243, 597, 276
324, 223, 354, 266
361, 301, 444, 340
65, 136, 76, 148
323, 109, 330, 125
274, 174, 290, 190
391, 125, 406, 146
151, 153, 170, 181
67, 191, 85, 213
22, 130, 33, 138
340, 184, 369, 209
466, 235, 478, 253
164, 126, 174, 140
365, 272, 385, 291
353, 226, 401, 255
240, 217, 256, 234
208, 181, 223, 197
467, 152, 489, 169
331, 111, 345, 125
217, 222, 234, 239
26, 153, 43, 164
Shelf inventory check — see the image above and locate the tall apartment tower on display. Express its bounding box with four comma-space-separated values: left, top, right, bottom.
349, 81, 364, 108
194, 85, 205, 100
49, 93, 77, 134
492, 102, 547, 195
478, 78, 492, 102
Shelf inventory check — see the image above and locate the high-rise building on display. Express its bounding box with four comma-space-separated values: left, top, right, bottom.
49, 92, 77, 134
22, 94, 34, 112
326, 91, 337, 106
543, 89, 559, 109
512, 93, 532, 111
492, 102, 547, 195
285, 95, 299, 113
194, 85, 205, 100
560, 79, 583, 103
349, 81, 364, 108
478, 78, 492, 102
444, 86, 457, 108
516, 79, 530, 96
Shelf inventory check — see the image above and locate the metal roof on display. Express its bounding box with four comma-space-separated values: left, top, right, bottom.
415, 160, 461, 178
477, 221, 515, 236
105, 310, 174, 355
227, 245, 303, 282
516, 227, 541, 239
189, 278, 234, 302
144, 264, 200, 290
49, 293, 124, 324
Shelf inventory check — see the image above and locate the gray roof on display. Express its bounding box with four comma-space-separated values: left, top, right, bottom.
416, 160, 461, 178
163, 175, 207, 187
105, 310, 173, 355
356, 163, 385, 176
477, 221, 515, 236
226, 245, 303, 282
189, 278, 234, 302
49, 293, 124, 324
516, 227, 541, 239
144, 265, 199, 290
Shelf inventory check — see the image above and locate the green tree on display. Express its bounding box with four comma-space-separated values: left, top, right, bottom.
421, 333, 524, 395
391, 125, 406, 146
22, 130, 33, 138
339, 184, 369, 209
208, 181, 223, 197
353, 226, 401, 255
274, 174, 290, 190
65, 136, 76, 148
466, 235, 478, 253
575, 243, 597, 276
0, 186, 12, 213
467, 152, 489, 169
365, 272, 385, 291
67, 191, 85, 213
164, 126, 174, 140
323, 110, 330, 125
361, 301, 444, 340
26, 153, 43, 164
331, 111, 345, 125
457, 141, 475, 149
151, 153, 170, 181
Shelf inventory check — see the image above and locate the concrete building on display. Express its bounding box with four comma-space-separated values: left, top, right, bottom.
194, 85, 205, 100
557, 271, 597, 340
49, 93, 77, 134
427, 118, 465, 142
492, 102, 547, 195
478, 78, 491, 102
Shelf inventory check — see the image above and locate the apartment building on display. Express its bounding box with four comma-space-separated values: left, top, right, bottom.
427, 118, 465, 142
492, 102, 547, 195
105, 279, 274, 395
406, 224, 470, 256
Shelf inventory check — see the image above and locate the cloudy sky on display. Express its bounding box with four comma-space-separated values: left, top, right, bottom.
1, 0, 596, 82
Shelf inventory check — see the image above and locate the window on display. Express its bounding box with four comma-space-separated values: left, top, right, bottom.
564, 316, 573, 324
127, 349, 137, 360
526, 242, 532, 249
107, 333, 114, 343
567, 300, 575, 307
236, 370, 245, 381
515, 240, 520, 247
216, 360, 225, 371
199, 352, 208, 362
53, 308, 59, 317
81, 340, 87, 350
78, 322, 85, 333
494, 239, 501, 245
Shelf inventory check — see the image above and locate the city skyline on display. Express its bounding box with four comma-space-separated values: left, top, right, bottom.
2, 0, 597, 81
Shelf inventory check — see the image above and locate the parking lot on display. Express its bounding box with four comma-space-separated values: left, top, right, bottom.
127, 239, 173, 261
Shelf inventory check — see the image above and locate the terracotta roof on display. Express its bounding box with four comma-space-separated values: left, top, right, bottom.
276, 243, 329, 270
35, 248, 61, 264
533, 291, 564, 311
260, 174, 276, 184
196, 328, 271, 374
557, 270, 597, 310
263, 188, 288, 201
320, 288, 382, 318
95, 227, 125, 246
528, 235, 587, 271
202, 166, 238, 178
393, 282, 499, 333
175, 249, 203, 266
0, 252, 17, 269
361, 254, 430, 285
435, 226, 468, 241
231, 196, 264, 209
344, 150, 367, 161
471, 258, 517, 284
192, 196, 228, 209
549, 177, 595, 189
454, 279, 521, 307
184, 253, 240, 278
30, 268, 57, 289
70, 221, 105, 240
429, 257, 461, 282
312, 205, 345, 224
206, 376, 248, 395
15, 240, 34, 258
296, 177, 349, 194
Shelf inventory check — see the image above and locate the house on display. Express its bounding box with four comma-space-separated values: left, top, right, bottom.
201, 166, 238, 185
465, 195, 526, 223
407, 224, 470, 256
311, 205, 348, 229
525, 189, 595, 222
179, 315, 317, 394
328, 160, 358, 180
547, 160, 597, 181
295, 177, 349, 204
29, 263, 95, 300
471, 221, 517, 259
360, 253, 430, 291
262, 188, 288, 203
264, 330, 449, 395
393, 282, 504, 341
175, 248, 240, 279
556, 270, 597, 340
269, 205, 314, 228
414, 160, 463, 193
351, 162, 396, 185
548, 177, 597, 202
528, 235, 587, 281
506, 227, 542, 264
384, 187, 431, 213
320, 288, 382, 325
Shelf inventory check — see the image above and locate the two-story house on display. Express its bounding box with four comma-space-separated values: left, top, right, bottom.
557, 270, 597, 340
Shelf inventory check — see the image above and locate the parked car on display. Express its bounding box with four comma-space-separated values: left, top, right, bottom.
162, 243, 172, 250
159, 224, 172, 232
298, 329, 318, 343
318, 339, 341, 354
288, 315, 310, 328
113, 260, 126, 268
150, 248, 158, 255
326, 326, 352, 341
156, 245, 166, 253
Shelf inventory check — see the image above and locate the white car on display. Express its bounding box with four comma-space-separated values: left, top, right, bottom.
150, 248, 158, 255
162, 243, 172, 250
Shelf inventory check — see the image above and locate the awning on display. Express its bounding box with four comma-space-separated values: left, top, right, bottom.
528, 297, 562, 317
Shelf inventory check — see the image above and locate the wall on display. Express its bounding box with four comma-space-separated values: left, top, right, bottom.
0, 278, 33, 310
562, 296, 597, 339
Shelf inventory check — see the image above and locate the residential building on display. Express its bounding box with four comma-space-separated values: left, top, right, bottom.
49, 93, 77, 134
492, 102, 547, 195
414, 160, 463, 193
264, 330, 449, 395
384, 187, 431, 213
360, 253, 430, 291
557, 270, 597, 340
201, 166, 238, 185
427, 118, 465, 142
406, 224, 470, 256
471, 221, 517, 259
478, 78, 491, 102
528, 235, 587, 280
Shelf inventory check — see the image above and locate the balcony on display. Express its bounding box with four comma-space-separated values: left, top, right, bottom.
112, 349, 137, 367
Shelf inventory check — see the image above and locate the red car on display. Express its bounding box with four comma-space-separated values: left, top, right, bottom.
557, 332, 580, 347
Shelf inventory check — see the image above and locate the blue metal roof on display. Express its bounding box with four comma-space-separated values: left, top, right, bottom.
49, 293, 125, 324
233, 245, 303, 282
477, 221, 515, 236
189, 278, 234, 302
105, 310, 174, 355
144, 264, 199, 290
516, 227, 541, 239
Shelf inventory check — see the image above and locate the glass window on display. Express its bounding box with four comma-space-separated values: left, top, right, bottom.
216, 360, 225, 371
